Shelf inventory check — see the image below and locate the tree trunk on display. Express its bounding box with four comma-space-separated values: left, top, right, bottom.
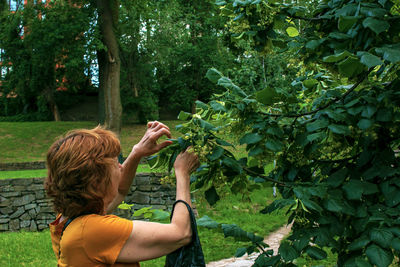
96, 0, 122, 136
44, 87, 61, 121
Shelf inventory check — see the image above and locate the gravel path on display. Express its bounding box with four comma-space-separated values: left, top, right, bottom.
206, 223, 292, 267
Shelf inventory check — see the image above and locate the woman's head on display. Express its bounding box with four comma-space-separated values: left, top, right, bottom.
45, 126, 121, 217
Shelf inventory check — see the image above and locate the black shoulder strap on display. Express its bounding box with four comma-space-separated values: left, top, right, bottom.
170, 200, 197, 240
58, 215, 82, 259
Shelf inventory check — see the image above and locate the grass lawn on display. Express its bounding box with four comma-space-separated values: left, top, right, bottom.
0, 121, 182, 163
0, 165, 155, 180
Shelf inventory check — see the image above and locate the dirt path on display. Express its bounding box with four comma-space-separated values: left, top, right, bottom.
206, 223, 292, 267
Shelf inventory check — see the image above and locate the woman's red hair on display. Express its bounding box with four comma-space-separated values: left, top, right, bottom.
45, 126, 120, 218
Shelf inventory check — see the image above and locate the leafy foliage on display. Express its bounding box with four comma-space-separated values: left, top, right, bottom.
0, 1, 95, 119
149, 0, 400, 266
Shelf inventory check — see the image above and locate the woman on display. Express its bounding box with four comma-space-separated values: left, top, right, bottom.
45, 121, 199, 266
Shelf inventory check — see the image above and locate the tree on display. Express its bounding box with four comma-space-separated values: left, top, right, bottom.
151, 0, 400, 266
96, 0, 122, 135
0, 1, 93, 121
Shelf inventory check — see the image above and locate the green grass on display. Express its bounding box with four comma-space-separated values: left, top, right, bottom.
0, 230, 57, 267
0, 169, 48, 179
0, 165, 157, 180
0, 121, 181, 163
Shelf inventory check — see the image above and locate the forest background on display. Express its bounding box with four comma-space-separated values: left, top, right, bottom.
1, 0, 400, 267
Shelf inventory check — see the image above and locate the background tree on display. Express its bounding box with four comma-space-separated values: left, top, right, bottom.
0, 1, 93, 121
95, 0, 122, 135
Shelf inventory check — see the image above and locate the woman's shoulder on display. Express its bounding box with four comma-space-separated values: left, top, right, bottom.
83, 214, 131, 224
81, 214, 133, 236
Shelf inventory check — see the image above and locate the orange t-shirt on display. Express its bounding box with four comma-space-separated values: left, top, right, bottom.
49, 214, 140, 267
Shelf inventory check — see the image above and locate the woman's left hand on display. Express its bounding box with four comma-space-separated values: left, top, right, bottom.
132, 121, 173, 158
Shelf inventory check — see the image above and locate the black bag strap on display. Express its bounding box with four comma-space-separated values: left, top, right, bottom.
166, 200, 206, 267
58, 214, 85, 259
170, 200, 197, 241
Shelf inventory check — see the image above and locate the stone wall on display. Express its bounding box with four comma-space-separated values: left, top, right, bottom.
0, 173, 175, 232
0, 161, 46, 171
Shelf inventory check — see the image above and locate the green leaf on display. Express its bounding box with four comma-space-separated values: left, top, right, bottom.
329, 32, 350, 39
362, 17, 389, 35
151, 209, 170, 221
362, 182, 379, 195
365, 244, 393, 267
148, 154, 167, 169
358, 119, 373, 130
307, 132, 327, 142
209, 101, 226, 112
249, 147, 263, 156
118, 201, 134, 210
279, 242, 299, 261
324, 198, 343, 212
195, 100, 209, 110
338, 16, 359, 32
360, 53, 383, 68
338, 56, 365, 78
323, 50, 352, 63
266, 127, 284, 136
218, 77, 247, 97
196, 118, 216, 131
306, 119, 329, 132
216, 138, 234, 147
370, 228, 394, 249
343, 180, 364, 200
215, 0, 227, 6
306, 246, 327, 260
306, 39, 324, 50
325, 109, 347, 122
303, 79, 318, 89
301, 199, 323, 213
239, 133, 263, 145
328, 124, 350, 135
375, 46, 400, 63
207, 146, 224, 161
327, 168, 348, 187
205, 186, 220, 205
256, 87, 280, 105
222, 157, 242, 173
235, 247, 247, 257
177, 111, 191, 121
391, 238, 400, 251
265, 139, 284, 152
206, 68, 223, 83
221, 223, 263, 242
355, 257, 373, 267
376, 109, 392, 122
197, 215, 220, 228
348, 235, 371, 251
261, 199, 296, 214
286, 26, 299, 37
361, 105, 377, 118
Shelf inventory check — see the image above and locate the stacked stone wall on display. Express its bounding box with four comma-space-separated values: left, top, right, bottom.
0, 173, 175, 232
0, 161, 46, 171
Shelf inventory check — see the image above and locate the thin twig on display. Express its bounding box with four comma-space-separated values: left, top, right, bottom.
242, 166, 289, 187
255, 242, 267, 254
290, 15, 327, 21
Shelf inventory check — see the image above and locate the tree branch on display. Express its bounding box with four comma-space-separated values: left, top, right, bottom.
260, 71, 370, 118
242, 166, 290, 187
290, 15, 328, 21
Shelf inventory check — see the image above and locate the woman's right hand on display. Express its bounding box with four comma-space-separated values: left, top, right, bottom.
174, 147, 199, 177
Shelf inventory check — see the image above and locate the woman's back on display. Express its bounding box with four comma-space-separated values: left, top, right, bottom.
50, 214, 139, 267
